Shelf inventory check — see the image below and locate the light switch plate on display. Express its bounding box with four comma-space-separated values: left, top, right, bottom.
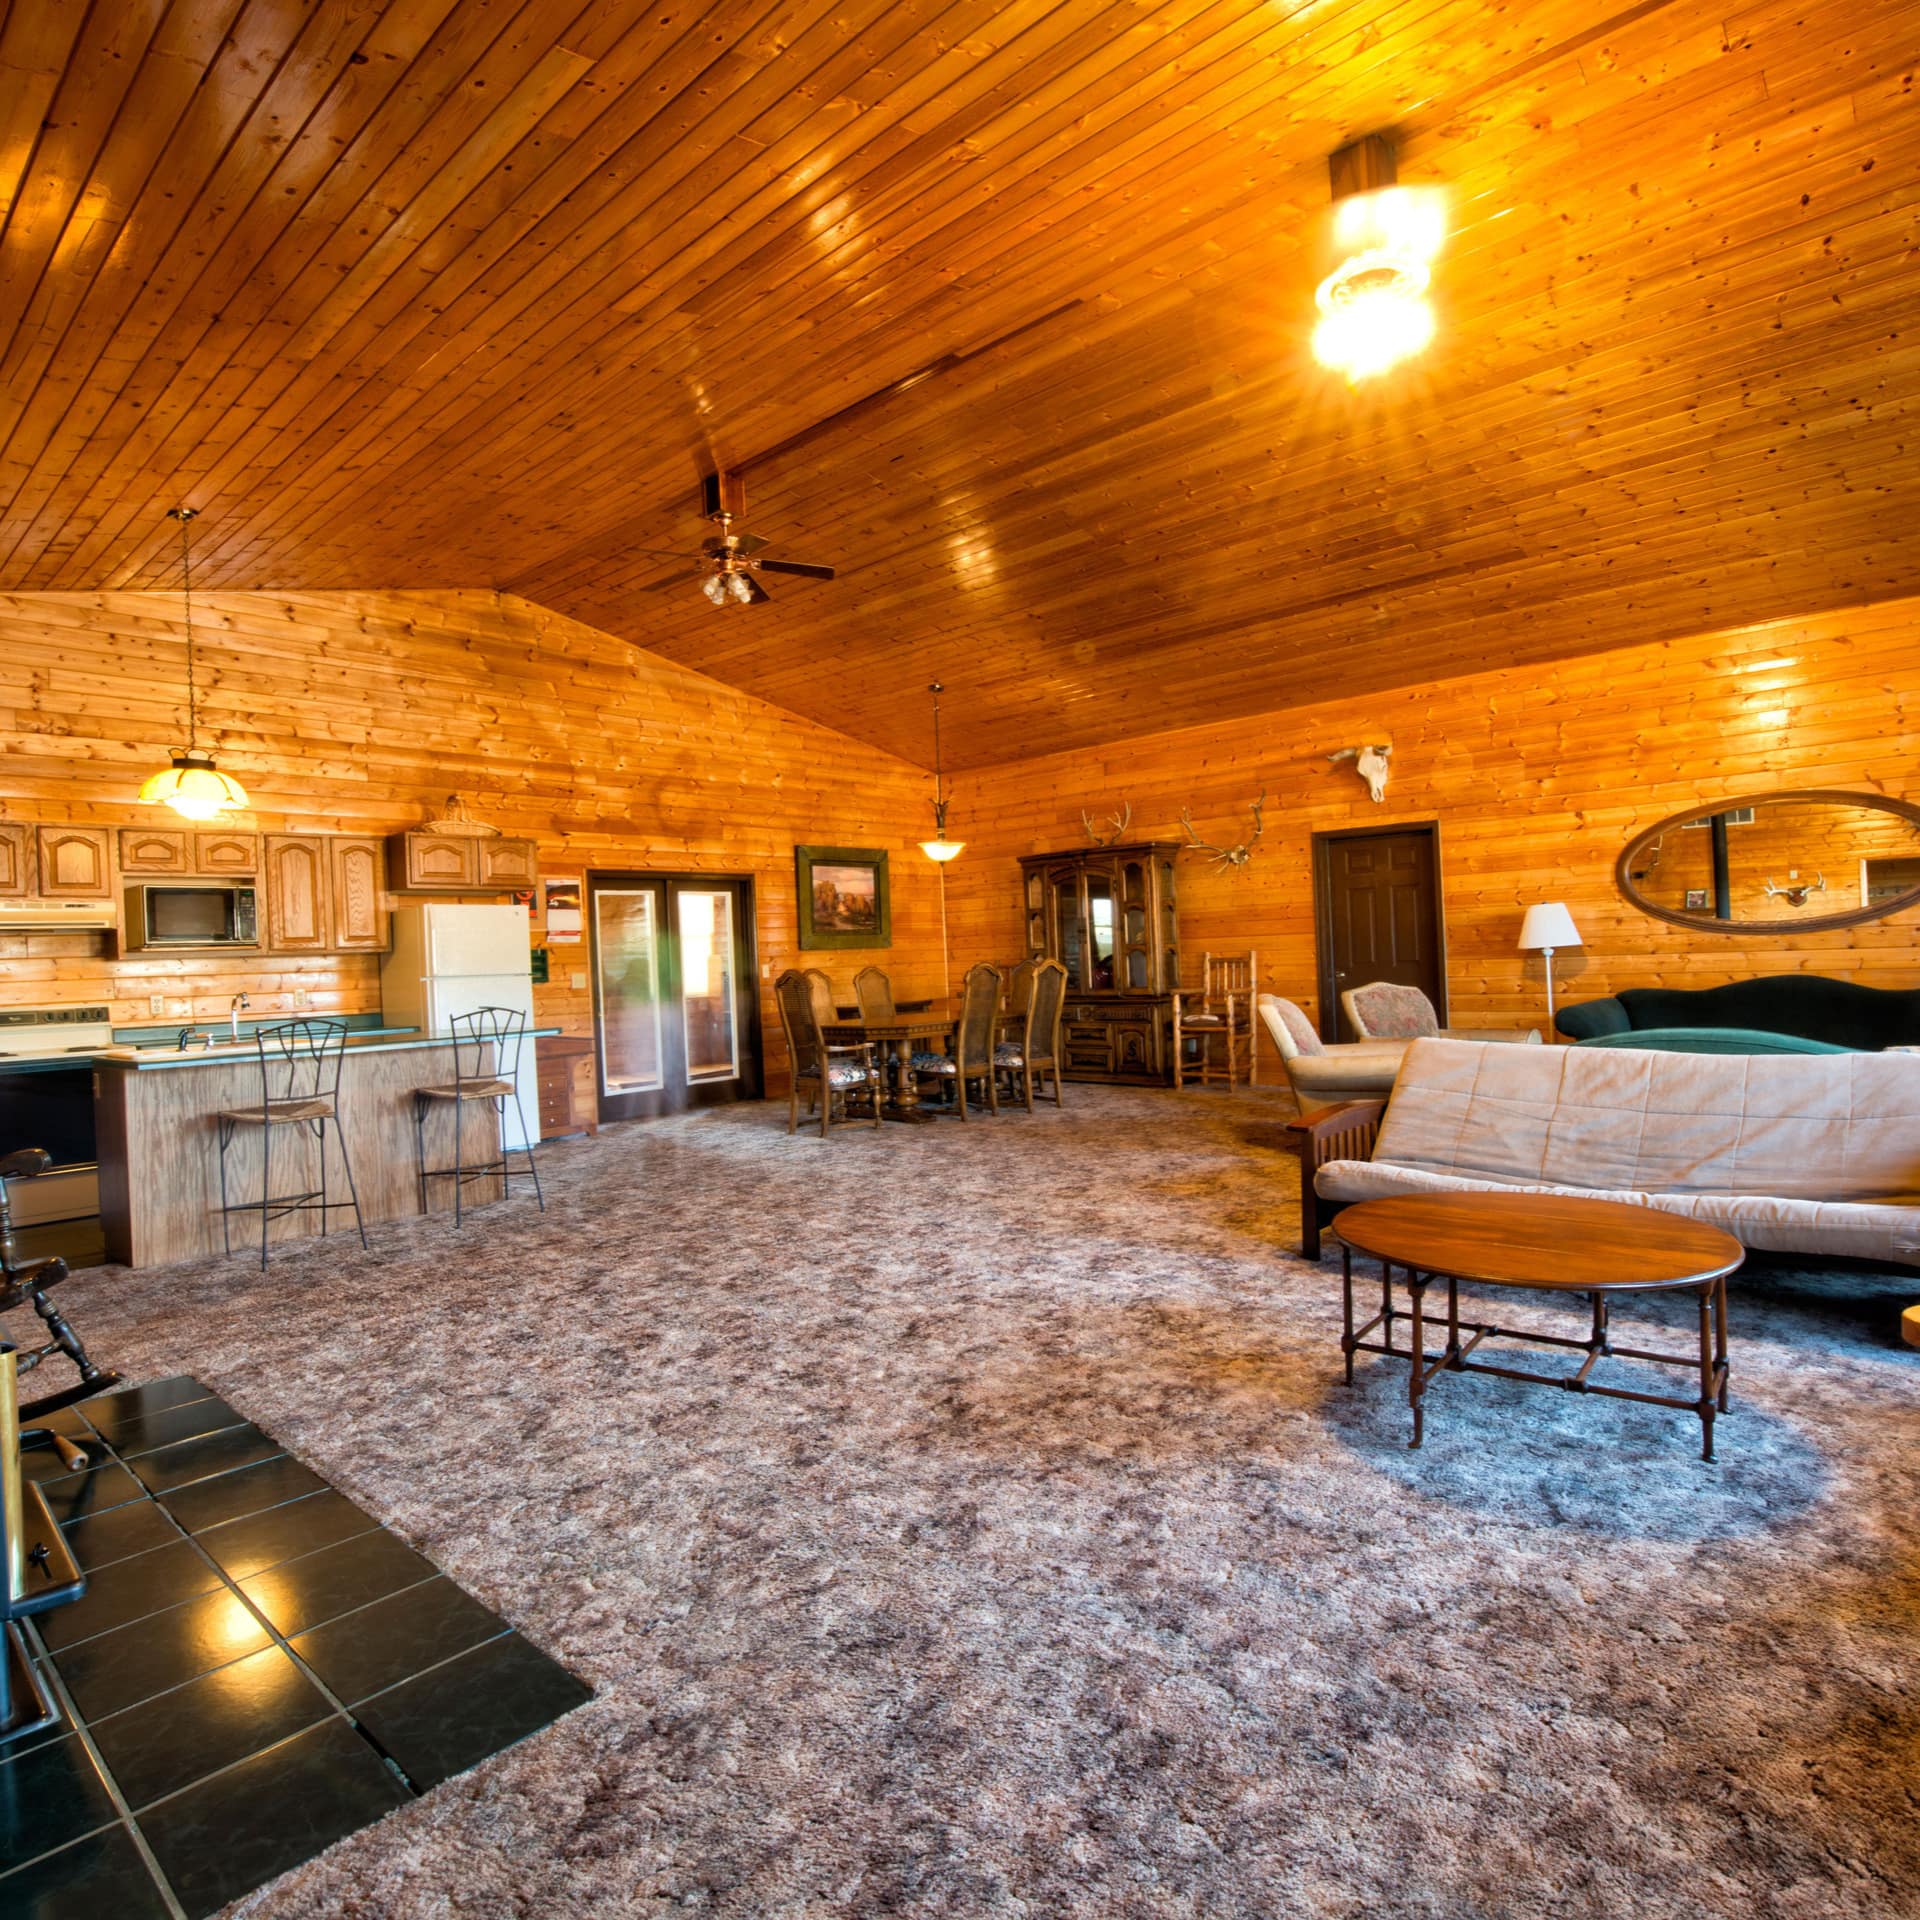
570, 970, 586, 990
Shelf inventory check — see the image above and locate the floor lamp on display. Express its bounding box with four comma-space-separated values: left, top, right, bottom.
1519, 903, 1581, 1033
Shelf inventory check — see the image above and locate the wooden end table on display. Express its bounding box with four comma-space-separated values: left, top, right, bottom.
1331, 1193, 1745, 1460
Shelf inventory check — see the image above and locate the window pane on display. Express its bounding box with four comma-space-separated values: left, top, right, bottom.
678, 889, 739, 1082
595, 889, 663, 1091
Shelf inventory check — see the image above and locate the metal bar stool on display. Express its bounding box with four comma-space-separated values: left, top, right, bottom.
216, 1019, 368, 1270
412, 1006, 545, 1226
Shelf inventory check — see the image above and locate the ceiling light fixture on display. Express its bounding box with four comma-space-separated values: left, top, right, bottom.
918, 681, 965, 862
1312, 135, 1446, 382
138, 508, 250, 820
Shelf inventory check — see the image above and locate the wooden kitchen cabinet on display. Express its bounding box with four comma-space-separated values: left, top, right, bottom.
195, 830, 259, 873
0, 825, 30, 896
120, 826, 192, 873
386, 830, 539, 892
388, 831, 476, 889
263, 835, 330, 951
478, 838, 538, 886
37, 826, 113, 898
328, 835, 388, 950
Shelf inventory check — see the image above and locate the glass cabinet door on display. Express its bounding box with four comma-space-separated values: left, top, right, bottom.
1051, 868, 1085, 988
1121, 859, 1149, 991
1086, 871, 1116, 990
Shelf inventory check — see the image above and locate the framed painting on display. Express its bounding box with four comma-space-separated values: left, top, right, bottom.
796, 845, 891, 950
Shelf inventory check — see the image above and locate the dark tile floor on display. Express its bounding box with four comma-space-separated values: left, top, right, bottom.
3, 1377, 592, 1920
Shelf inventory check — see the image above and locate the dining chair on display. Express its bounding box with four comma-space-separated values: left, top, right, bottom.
1172, 950, 1257, 1088
774, 969, 883, 1137
996, 958, 1067, 1110
853, 965, 896, 1023
911, 962, 1003, 1119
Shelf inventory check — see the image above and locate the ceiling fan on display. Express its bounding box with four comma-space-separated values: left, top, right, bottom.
636, 472, 836, 607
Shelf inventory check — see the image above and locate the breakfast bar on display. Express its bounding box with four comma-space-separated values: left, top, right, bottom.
93, 1027, 558, 1268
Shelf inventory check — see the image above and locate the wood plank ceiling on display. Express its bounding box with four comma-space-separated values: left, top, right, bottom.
3, 0, 1917, 769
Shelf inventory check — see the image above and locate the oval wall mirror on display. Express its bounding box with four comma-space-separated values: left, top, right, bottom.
1617, 790, 1920, 934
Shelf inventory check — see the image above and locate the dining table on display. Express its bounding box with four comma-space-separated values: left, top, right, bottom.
821, 1012, 957, 1122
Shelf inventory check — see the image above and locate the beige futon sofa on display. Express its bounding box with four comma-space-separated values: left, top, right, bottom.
1289, 1036, 1920, 1266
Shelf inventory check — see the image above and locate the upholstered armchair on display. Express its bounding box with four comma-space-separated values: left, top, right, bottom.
913, 962, 1003, 1119
1257, 995, 1406, 1116
774, 970, 883, 1137
1340, 982, 1540, 1047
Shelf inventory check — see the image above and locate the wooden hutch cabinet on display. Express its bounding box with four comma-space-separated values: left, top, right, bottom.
1017, 842, 1182, 1084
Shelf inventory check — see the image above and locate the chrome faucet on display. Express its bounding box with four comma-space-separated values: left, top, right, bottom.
230, 993, 251, 1042
176, 1026, 210, 1052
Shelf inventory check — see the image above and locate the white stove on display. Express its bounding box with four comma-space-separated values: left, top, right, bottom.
0, 1006, 115, 1060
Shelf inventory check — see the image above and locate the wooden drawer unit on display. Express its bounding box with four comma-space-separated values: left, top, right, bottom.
120, 827, 192, 873
0, 824, 30, 896
535, 1035, 598, 1139
1060, 997, 1172, 1085
194, 830, 259, 874
36, 826, 112, 898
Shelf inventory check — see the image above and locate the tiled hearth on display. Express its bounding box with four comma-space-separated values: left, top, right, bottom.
2, 1378, 591, 1918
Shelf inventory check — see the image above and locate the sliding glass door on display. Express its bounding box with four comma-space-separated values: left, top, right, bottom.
588, 874, 760, 1120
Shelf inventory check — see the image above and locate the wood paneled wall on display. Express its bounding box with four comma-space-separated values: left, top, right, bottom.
0, 589, 942, 1083
940, 597, 1920, 1041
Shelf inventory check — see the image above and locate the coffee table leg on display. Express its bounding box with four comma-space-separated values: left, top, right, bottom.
1408, 1272, 1428, 1449
1715, 1275, 1730, 1414
1445, 1275, 1462, 1368
1696, 1284, 1717, 1462
1341, 1245, 1355, 1385
1379, 1261, 1394, 1356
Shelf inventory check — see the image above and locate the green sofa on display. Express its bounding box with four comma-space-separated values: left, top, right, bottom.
1572, 1026, 1850, 1056
1555, 976, 1920, 1051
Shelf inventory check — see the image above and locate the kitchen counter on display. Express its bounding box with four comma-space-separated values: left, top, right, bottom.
93, 1026, 557, 1068
95, 1026, 561, 1267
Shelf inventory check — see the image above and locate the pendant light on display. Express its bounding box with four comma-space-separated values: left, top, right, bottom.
1311, 134, 1446, 382
918, 681, 965, 862
139, 507, 249, 820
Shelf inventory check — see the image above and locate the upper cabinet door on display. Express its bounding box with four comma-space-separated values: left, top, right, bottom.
37, 826, 112, 897
120, 827, 191, 874
398, 832, 477, 888
263, 836, 330, 951
328, 836, 388, 951
0, 824, 31, 896
478, 838, 537, 887
194, 831, 259, 874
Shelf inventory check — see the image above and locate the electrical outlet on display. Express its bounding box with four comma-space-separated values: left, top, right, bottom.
293, 989, 310, 1008
570, 971, 586, 990
148, 994, 165, 1016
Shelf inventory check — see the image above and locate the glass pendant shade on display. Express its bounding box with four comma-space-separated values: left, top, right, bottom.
140, 750, 250, 821
919, 838, 965, 863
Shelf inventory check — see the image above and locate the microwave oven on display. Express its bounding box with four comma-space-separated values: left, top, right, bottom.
121, 881, 259, 950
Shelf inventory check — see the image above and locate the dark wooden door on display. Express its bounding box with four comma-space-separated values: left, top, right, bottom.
1314, 825, 1446, 1041
588, 873, 761, 1120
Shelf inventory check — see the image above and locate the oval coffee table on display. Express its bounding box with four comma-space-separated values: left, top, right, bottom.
1331, 1193, 1745, 1459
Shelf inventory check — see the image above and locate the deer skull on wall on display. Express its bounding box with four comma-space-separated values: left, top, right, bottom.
1328, 743, 1393, 803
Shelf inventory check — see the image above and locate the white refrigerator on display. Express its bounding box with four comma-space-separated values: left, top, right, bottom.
380, 902, 539, 1149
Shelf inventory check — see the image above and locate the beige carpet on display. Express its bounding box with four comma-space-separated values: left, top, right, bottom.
41, 1085, 1920, 1918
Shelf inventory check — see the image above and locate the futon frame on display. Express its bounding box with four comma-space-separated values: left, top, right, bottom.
1284, 1099, 1386, 1260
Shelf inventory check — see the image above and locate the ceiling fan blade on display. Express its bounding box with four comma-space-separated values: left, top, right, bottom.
744, 575, 772, 604
730, 532, 769, 555
752, 558, 835, 580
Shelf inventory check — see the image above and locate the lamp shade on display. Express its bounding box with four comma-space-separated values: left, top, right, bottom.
139, 751, 249, 821
1518, 902, 1581, 951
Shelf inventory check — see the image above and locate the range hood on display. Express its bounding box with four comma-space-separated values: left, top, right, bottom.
0, 899, 117, 932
